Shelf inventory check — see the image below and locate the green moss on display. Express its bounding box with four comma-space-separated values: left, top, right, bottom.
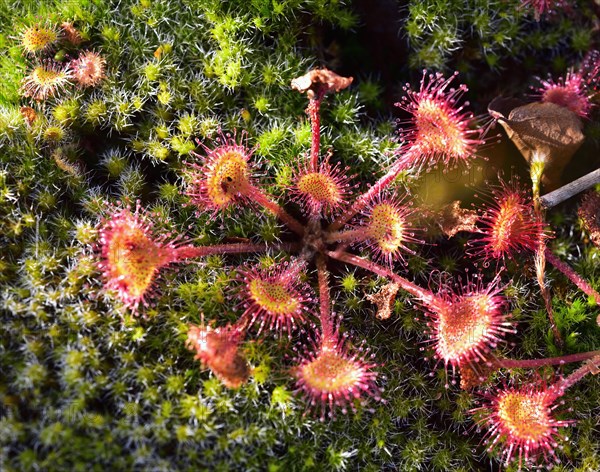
1, 1, 600, 471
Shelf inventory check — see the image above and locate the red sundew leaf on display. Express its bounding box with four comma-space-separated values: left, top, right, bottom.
291, 158, 353, 217
395, 71, 485, 171
19, 22, 60, 55
472, 382, 573, 469
60, 22, 83, 46
469, 181, 546, 262
185, 130, 256, 215
97, 204, 180, 311
328, 192, 421, 267
237, 260, 312, 335
292, 331, 380, 420
423, 275, 513, 374
522, 0, 566, 21
360, 195, 420, 266
20, 61, 72, 101
70, 51, 106, 88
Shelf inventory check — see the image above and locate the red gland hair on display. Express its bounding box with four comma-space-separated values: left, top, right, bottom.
185, 131, 255, 214
97, 204, 179, 311
425, 275, 513, 375
395, 71, 484, 171
20, 61, 72, 101
186, 323, 250, 389
238, 260, 311, 335
472, 382, 572, 468
70, 51, 106, 88
470, 181, 545, 261
292, 159, 352, 217
292, 330, 380, 420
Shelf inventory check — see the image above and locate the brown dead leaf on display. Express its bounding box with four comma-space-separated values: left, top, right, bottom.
19, 106, 37, 126
291, 68, 353, 99
437, 200, 478, 238
187, 324, 251, 389
367, 282, 400, 320
488, 98, 585, 190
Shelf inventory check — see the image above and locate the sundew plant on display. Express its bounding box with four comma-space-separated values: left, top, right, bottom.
2, 1, 600, 471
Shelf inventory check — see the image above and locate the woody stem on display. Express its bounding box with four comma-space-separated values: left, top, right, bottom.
326, 249, 437, 306
316, 253, 334, 339
246, 186, 305, 236
540, 168, 600, 208
544, 249, 600, 305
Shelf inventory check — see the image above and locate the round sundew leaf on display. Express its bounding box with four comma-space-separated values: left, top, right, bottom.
396, 71, 485, 170
238, 261, 311, 334
70, 51, 106, 88
98, 206, 179, 311
472, 383, 573, 469
292, 332, 380, 420
186, 132, 255, 214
